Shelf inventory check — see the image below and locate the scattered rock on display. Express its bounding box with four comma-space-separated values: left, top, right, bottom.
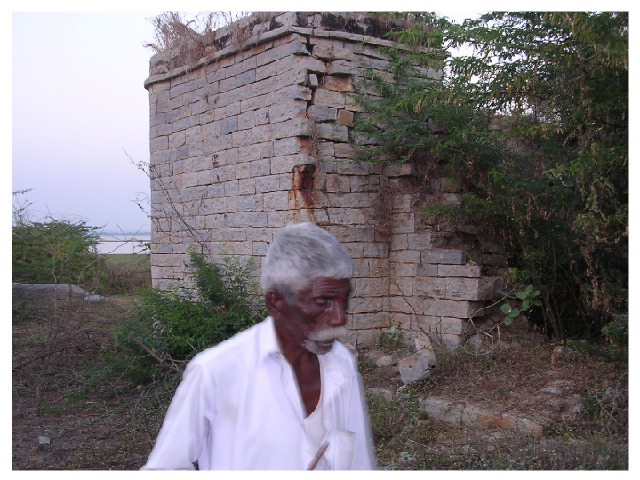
551, 346, 576, 364
398, 349, 436, 384
375, 355, 396, 367
84, 294, 108, 302
540, 379, 575, 395
423, 396, 545, 436
367, 387, 394, 401
37, 436, 50, 445
397, 451, 415, 463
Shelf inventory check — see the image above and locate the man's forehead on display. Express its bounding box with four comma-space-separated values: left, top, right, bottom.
301, 277, 351, 295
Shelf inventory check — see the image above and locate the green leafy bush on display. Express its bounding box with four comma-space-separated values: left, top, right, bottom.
353, 12, 628, 341
113, 249, 265, 385
12, 192, 104, 286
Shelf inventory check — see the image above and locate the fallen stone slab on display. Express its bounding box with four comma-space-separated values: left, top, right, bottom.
12, 283, 107, 302
423, 396, 546, 437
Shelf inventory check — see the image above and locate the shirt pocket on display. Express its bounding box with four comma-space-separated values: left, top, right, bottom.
323, 430, 355, 470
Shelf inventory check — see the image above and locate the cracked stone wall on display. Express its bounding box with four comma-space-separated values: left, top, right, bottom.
145, 12, 503, 349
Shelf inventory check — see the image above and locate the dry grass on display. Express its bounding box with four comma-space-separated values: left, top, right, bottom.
360, 342, 628, 470
144, 12, 252, 69
12, 288, 627, 470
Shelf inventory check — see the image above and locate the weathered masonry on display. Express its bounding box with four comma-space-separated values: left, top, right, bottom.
145, 12, 503, 350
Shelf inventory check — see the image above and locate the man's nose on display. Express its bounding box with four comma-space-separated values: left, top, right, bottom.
327, 299, 347, 326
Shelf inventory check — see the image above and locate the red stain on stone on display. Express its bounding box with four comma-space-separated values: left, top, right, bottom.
289, 164, 317, 222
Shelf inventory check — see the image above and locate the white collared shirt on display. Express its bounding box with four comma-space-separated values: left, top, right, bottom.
141, 317, 376, 470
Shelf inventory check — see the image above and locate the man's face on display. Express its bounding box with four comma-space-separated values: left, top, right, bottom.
281, 277, 351, 355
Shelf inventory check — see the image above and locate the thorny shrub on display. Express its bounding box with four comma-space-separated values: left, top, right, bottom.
112, 249, 265, 387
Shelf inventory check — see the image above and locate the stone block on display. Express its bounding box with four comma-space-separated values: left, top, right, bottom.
333, 143, 360, 158
276, 55, 327, 75
418, 299, 484, 319
275, 84, 313, 102
274, 137, 302, 156
272, 118, 311, 139
269, 100, 308, 123
268, 153, 308, 174
418, 316, 468, 336
325, 174, 350, 193
414, 277, 500, 301
314, 88, 346, 108
363, 242, 389, 258
250, 158, 271, 177
438, 265, 482, 277
239, 142, 273, 163
336, 110, 354, 125
328, 60, 357, 76
351, 312, 390, 330
421, 249, 466, 265
327, 208, 366, 225
150, 136, 168, 153
323, 75, 352, 92
251, 124, 273, 143
407, 233, 432, 250
390, 250, 421, 263
354, 278, 389, 297
232, 129, 252, 148
368, 258, 390, 277
313, 42, 355, 61
350, 296, 385, 314
256, 174, 287, 193
392, 262, 417, 277
423, 397, 463, 424
446, 277, 502, 301
308, 105, 337, 122
226, 101, 242, 117
220, 116, 238, 135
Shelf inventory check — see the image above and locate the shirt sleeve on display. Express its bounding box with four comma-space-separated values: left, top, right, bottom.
345, 357, 377, 470
141, 359, 213, 470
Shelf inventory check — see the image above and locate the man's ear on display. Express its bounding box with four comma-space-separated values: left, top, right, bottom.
265, 291, 286, 315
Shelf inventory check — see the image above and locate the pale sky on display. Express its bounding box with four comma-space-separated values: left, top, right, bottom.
12, 11, 160, 234
11, 3, 613, 234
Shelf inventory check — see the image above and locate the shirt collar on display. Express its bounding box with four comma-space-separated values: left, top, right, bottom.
257, 316, 280, 364
257, 317, 347, 392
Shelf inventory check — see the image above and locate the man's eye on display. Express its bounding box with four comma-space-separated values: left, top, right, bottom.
315, 298, 329, 306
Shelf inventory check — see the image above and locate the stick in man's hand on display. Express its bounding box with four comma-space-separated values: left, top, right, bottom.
307, 441, 329, 470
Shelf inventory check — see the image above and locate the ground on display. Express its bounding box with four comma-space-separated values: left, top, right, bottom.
12, 294, 628, 470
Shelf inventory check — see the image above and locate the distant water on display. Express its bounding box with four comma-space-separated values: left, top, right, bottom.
98, 233, 151, 254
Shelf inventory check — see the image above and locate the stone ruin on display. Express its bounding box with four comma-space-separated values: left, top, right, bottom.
144, 12, 506, 356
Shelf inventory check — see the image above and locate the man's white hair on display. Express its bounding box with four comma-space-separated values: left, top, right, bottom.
261, 222, 354, 300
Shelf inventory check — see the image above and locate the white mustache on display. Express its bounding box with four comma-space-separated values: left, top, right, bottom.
306, 326, 348, 343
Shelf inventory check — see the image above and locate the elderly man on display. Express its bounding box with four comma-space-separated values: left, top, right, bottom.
142, 222, 375, 470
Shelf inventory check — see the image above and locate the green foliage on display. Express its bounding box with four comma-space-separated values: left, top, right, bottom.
12, 192, 104, 286
498, 284, 543, 326
376, 324, 407, 354
566, 314, 627, 366
113, 249, 265, 385
353, 12, 627, 341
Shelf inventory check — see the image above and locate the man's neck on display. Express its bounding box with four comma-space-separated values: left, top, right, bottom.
274, 322, 322, 417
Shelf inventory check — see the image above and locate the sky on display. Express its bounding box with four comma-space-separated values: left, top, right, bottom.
10, 2, 627, 234
12, 11, 160, 234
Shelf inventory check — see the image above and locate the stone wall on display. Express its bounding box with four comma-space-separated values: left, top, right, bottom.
144, 12, 503, 350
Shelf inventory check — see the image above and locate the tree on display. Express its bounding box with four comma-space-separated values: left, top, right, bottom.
353, 12, 628, 340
